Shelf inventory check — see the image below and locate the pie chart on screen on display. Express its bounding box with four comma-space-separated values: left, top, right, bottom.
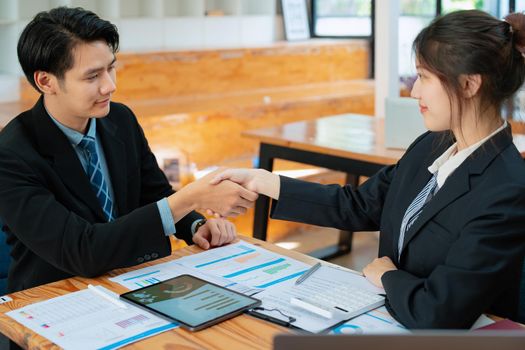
161, 281, 193, 294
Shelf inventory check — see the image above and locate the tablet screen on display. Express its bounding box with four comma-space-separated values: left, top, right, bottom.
120, 274, 260, 330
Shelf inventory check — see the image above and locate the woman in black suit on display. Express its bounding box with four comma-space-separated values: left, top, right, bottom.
211, 10, 525, 328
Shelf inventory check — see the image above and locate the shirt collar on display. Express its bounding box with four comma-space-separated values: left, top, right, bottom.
45, 104, 97, 146
428, 121, 507, 188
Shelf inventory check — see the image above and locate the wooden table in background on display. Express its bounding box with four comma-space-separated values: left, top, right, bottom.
0, 237, 318, 350
242, 114, 525, 260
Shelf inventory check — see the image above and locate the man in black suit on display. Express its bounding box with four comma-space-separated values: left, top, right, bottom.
0, 7, 257, 295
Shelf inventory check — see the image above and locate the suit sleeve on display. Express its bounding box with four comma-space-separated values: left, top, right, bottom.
269, 131, 431, 231
381, 184, 525, 328
270, 163, 397, 232
127, 105, 203, 244
0, 147, 171, 278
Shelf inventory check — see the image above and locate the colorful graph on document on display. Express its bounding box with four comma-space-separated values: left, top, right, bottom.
330, 307, 408, 334
115, 314, 149, 329
122, 270, 162, 288
179, 242, 310, 289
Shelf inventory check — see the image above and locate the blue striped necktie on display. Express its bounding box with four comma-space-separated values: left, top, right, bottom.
397, 173, 438, 260
78, 135, 115, 222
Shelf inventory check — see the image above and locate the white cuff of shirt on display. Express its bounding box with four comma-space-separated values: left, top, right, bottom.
156, 198, 176, 236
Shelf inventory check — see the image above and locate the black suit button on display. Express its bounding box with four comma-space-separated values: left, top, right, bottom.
137, 257, 144, 263
151, 253, 159, 258
144, 254, 151, 261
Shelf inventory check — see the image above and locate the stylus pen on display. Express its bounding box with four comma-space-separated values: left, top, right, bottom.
88, 284, 128, 309
247, 310, 293, 328
295, 262, 322, 285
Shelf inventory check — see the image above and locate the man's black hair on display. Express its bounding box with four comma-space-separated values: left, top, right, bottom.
17, 6, 119, 92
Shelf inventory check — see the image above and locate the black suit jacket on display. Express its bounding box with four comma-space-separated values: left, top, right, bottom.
0, 97, 203, 293
271, 127, 525, 328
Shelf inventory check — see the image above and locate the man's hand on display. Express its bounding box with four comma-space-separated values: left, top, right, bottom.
178, 170, 258, 217
362, 256, 397, 289
192, 218, 237, 250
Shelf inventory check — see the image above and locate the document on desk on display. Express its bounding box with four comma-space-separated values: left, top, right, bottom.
177, 242, 311, 289
6, 288, 178, 350
330, 306, 409, 334
329, 306, 494, 334
253, 265, 384, 333
109, 260, 258, 295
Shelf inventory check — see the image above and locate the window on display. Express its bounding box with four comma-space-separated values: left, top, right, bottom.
312, 0, 373, 37
400, 0, 507, 78
399, 0, 436, 77
441, 0, 484, 12
312, 0, 524, 119
441, 0, 506, 17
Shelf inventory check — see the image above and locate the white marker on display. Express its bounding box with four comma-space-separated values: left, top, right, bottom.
290, 297, 333, 319
0, 295, 12, 304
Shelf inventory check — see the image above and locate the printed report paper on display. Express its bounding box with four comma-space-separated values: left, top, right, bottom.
109, 260, 259, 295
330, 306, 409, 334
253, 264, 384, 333
7, 288, 177, 350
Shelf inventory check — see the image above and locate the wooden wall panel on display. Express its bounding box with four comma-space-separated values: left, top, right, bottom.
20, 40, 370, 103
510, 119, 525, 134
112, 40, 369, 101
137, 81, 374, 169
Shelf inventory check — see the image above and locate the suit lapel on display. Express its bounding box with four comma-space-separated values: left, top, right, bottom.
21, 97, 107, 221
400, 166, 470, 255
398, 126, 514, 259
97, 116, 127, 215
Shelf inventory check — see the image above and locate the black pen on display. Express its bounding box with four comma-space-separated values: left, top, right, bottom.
246, 310, 293, 328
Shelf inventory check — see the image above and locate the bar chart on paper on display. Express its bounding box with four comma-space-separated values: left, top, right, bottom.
123, 270, 161, 289
109, 262, 199, 290
109, 260, 259, 296
177, 242, 310, 289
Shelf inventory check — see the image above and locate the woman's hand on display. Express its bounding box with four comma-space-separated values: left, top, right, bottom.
210, 168, 260, 192
362, 256, 397, 289
210, 168, 280, 199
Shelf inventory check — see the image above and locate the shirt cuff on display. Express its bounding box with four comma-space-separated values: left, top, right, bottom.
156, 198, 176, 236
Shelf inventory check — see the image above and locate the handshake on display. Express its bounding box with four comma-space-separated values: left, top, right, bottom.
179, 168, 280, 218
166, 168, 280, 250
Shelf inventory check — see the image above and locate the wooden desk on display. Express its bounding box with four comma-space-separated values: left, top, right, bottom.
242, 114, 525, 260
0, 238, 522, 349
0, 237, 317, 349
